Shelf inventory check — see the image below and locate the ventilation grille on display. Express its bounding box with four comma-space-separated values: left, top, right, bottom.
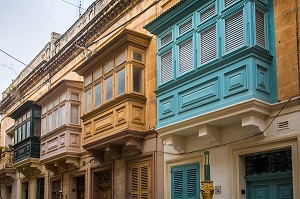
179, 18, 193, 35
225, 11, 244, 52
201, 25, 217, 64
200, 4, 216, 22
179, 38, 194, 75
277, 121, 289, 131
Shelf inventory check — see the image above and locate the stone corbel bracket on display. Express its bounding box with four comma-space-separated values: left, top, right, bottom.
162, 134, 185, 153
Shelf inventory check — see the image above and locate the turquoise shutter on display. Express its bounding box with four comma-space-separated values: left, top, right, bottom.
179, 38, 193, 75
186, 164, 199, 199
225, 0, 237, 7
201, 25, 217, 64
256, 9, 265, 48
171, 164, 199, 199
161, 50, 173, 84
225, 11, 244, 52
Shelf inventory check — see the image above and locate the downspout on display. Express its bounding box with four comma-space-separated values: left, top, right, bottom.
296, 0, 300, 94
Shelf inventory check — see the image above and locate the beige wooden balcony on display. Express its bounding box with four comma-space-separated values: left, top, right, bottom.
0, 149, 16, 183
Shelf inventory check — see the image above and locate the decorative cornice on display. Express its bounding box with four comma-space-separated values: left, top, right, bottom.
35, 80, 83, 106
74, 29, 152, 76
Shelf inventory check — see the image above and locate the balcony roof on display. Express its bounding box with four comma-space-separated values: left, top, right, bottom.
8, 100, 34, 119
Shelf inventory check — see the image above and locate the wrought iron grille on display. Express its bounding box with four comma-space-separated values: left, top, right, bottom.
97, 171, 111, 185
245, 149, 292, 176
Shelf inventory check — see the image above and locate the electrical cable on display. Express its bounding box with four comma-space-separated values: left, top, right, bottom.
60, 0, 85, 10
0, 49, 28, 67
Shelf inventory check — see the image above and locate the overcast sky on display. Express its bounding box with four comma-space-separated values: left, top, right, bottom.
0, 0, 95, 99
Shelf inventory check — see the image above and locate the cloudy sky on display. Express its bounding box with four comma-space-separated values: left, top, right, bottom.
0, 0, 95, 99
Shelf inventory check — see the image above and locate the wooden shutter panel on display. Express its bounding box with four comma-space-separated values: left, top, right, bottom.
256, 9, 265, 48
161, 50, 173, 84
161, 32, 172, 46
140, 163, 150, 199
225, 0, 237, 7
179, 38, 193, 75
225, 11, 244, 52
131, 166, 139, 199
172, 167, 184, 199
185, 165, 199, 199
201, 25, 217, 64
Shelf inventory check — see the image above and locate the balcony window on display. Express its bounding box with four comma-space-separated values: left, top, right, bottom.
154, 0, 271, 86
70, 105, 79, 124
59, 104, 66, 126
83, 48, 145, 113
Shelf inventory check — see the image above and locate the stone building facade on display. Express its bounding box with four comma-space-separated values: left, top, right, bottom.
0, 0, 300, 199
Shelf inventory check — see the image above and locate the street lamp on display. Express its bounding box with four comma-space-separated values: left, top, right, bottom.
201, 149, 214, 199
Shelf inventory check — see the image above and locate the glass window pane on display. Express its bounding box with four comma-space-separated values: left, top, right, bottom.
54, 98, 59, 107
117, 68, 125, 96
60, 105, 66, 126
54, 109, 59, 129
48, 114, 52, 133
27, 111, 31, 119
22, 124, 26, 139
71, 105, 79, 124
105, 76, 113, 101
14, 130, 17, 144
104, 59, 113, 74
94, 67, 102, 80
133, 67, 142, 93
60, 92, 66, 102
34, 109, 41, 117
48, 103, 53, 111
34, 119, 41, 137
85, 89, 92, 113
71, 93, 80, 100
94, 83, 102, 108
133, 51, 143, 62
18, 127, 21, 141
116, 51, 126, 66
84, 74, 92, 86
27, 121, 30, 137
42, 117, 47, 135
22, 114, 26, 121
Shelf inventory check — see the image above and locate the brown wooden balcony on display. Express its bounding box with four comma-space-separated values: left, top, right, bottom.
0, 149, 16, 183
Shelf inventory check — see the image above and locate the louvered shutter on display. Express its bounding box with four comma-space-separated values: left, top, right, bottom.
179, 38, 193, 75
131, 166, 139, 199
225, 0, 237, 7
256, 9, 265, 48
140, 163, 150, 199
179, 18, 193, 35
225, 11, 244, 52
161, 32, 172, 47
201, 25, 217, 64
200, 4, 216, 22
130, 162, 151, 199
185, 165, 199, 199
172, 167, 184, 199
161, 50, 173, 84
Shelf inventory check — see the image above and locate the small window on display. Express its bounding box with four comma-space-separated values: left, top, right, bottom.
71, 93, 80, 101
133, 67, 143, 93
225, 0, 237, 7
47, 114, 52, 133
161, 32, 172, 47
200, 4, 216, 22
42, 117, 47, 135
105, 76, 113, 102
94, 83, 102, 108
85, 89, 92, 113
179, 18, 193, 35
116, 51, 126, 66
94, 67, 102, 80
117, 68, 125, 96
60, 93, 66, 102
53, 109, 59, 129
26, 121, 30, 137
70, 105, 79, 124
84, 74, 92, 86
133, 51, 143, 62
60, 105, 66, 126
104, 59, 114, 74
48, 103, 53, 112
53, 98, 59, 107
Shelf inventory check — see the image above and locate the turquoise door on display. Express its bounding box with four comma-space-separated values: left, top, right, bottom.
247, 178, 293, 199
